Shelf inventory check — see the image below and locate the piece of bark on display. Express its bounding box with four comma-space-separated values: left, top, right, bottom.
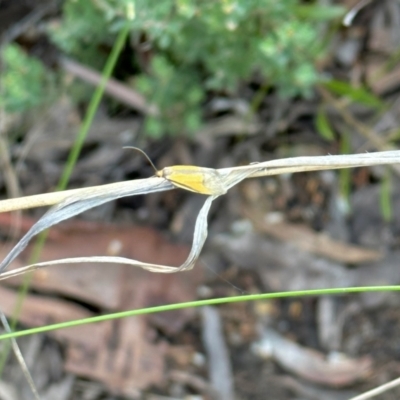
246, 209, 382, 264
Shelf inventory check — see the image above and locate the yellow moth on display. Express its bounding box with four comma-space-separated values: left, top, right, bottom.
125, 147, 227, 196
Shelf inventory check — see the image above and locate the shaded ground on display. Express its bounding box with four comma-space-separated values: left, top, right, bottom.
2, 0, 400, 399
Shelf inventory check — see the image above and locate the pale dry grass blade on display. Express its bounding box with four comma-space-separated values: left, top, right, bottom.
0, 195, 217, 276
222, 150, 400, 178
0, 151, 399, 212
0, 178, 172, 273
349, 378, 400, 400
0, 151, 399, 278
348, 376, 400, 400
0, 177, 172, 213
0, 168, 256, 277
0, 313, 41, 400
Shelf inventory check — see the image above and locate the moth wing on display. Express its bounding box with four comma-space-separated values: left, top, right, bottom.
202, 170, 226, 195
165, 167, 227, 195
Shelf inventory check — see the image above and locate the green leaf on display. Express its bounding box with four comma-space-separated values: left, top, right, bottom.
293, 5, 346, 20
0, 44, 54, 113
315, 107, 335, 141
323, 80, 384, 109
145, 118, 164, 138
380, 168, 392, 222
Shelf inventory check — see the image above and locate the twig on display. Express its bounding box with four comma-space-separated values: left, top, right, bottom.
343, 0, 373, 27
60, 58, 158, 116
349, 376, 400, 400
0, 114, 21, 200
0, 111, 23, 240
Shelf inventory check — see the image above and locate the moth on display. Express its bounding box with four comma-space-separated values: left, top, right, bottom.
125, 147, 227, 196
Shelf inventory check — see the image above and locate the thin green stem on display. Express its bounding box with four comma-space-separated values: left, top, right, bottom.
0, 20, 130, 373
57, 24, 130, 189
380, 167, 392, 222
1, 285, 399, 341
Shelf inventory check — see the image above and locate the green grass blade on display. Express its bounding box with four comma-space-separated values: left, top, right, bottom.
1, 286, 400, 341
380, 167, 392, 222
0, 17, 130, 377
58, 23, 130, 189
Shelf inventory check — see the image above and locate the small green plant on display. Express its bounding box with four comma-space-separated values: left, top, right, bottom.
135, 56, 204, 136
49, 0, 115, 69
0, 44, 54, 113
51, 0, 345, 136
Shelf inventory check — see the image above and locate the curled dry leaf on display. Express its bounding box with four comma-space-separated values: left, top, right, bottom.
253, 328, 372, 387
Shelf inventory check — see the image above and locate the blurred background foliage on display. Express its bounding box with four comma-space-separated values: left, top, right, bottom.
0, 44, 55, 113
1, 0, 345, 137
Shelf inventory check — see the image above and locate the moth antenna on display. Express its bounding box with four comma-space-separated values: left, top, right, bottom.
123, 146, 158, 174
